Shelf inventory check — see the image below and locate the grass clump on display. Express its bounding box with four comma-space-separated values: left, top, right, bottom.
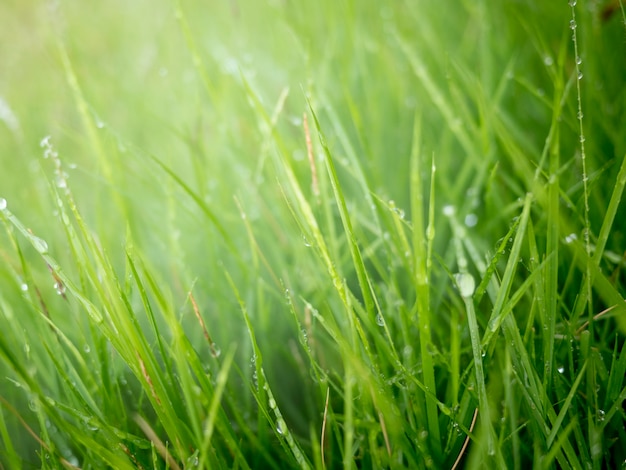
1, 0, 625, 468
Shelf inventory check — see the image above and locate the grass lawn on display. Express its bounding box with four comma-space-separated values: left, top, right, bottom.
1, 0, 625, 468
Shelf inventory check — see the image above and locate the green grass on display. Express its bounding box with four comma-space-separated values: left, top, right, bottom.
1, 0, 625, 468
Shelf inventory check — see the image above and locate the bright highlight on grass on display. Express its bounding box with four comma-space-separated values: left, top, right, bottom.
1, 1, 625, 468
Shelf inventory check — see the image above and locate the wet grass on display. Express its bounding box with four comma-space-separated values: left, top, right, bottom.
1, 1, 625, 468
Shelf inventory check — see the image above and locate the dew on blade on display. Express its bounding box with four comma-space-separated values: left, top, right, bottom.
455, 273, 475, 298
442, 205, 455, 216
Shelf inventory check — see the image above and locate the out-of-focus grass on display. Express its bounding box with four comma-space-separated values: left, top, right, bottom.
1, 0, 625, 468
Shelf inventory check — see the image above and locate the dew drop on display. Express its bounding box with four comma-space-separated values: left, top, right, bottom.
564, 233, 577, 244
55, 283, 66, 296
570, 20, 577, 29
543, 56, 554, 67
28, 398, 39, 412
596, 409, 605, 422
568, 0, 577, 6
442, 205, 455, 216
464, 213, 478, 227
455, 273, 475, 298
576, 56, 582, 65
20, 283, 28, 291
0, 198, 6, 211
56, 175, 68, 189
276, 418, 286, 435
31, 236, 49, 254
376, 314, 385, 326
211, 344, 221, 358
289, 115, 303, 127
577, 71, 583, 80
427, 223, 435, 240
84, 418, 99, 432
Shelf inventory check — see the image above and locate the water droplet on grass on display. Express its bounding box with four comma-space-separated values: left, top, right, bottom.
442, 205, 455, 216
276, 419, 286, 435
55, 283, 66, 296
84, 418, 99, 432
31, 236, 49, 254
455, 273, 475, 298
0, 198, 6, 211
56, 174, 68, 189
376, 314, 385, 326
28, 398, 39, 412
543, 56, 554, 66
464, 213, 478, 227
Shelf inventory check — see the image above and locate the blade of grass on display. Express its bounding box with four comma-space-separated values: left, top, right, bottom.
305, 99, 376, 318
409, 112, 442, 458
